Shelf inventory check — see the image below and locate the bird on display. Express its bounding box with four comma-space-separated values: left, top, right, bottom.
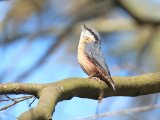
77, 24, 115, 91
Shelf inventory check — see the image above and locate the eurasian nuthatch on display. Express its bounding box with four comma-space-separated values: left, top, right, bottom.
78, 24, 115, 91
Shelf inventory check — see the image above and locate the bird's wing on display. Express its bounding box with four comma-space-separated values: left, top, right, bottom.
84, 42, 110, 75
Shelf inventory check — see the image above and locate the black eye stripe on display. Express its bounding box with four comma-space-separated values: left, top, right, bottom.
87, 28, 99, 41
82, 24, 100, 41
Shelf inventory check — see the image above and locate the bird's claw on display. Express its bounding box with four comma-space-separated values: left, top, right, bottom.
88, 76, 102, 84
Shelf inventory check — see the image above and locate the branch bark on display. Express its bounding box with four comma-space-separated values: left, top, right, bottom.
0, 72, 160, 120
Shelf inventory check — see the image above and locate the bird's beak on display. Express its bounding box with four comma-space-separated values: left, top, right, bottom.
80, 22, 87, 31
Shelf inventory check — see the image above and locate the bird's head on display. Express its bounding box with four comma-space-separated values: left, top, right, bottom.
80, 23, 100, 44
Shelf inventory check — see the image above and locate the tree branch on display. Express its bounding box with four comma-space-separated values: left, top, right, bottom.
0, 72, 160, 120
0, 83, 43, 96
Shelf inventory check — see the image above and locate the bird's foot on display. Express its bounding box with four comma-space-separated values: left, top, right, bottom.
88, 75, 104, 102
98, 90, 104, 103
88, 76, 102, 84
98, 96, 103, 103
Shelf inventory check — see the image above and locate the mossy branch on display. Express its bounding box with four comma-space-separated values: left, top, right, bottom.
0, 72, 160, 120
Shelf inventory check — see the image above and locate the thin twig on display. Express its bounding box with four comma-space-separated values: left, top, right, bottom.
12, 95, 34, 100
5, 95, 16, 102
120, 112, 139, 120
0, 99, 10, 102
29, 97, 36, 107
0, 95, 34, 111
76, 104, 160, 120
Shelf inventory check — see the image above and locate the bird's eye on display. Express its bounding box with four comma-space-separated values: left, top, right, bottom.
87, 29, 100, 42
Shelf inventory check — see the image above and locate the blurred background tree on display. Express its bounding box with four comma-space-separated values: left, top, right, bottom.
0, 0, 160, 120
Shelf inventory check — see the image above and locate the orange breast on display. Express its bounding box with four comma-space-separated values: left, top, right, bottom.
78, 47, 99, 75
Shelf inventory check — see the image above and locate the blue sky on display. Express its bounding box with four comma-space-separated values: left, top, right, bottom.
0, 1, 160, 120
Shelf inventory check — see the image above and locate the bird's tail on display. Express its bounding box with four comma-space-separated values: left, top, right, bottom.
104, 76, 116, 91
